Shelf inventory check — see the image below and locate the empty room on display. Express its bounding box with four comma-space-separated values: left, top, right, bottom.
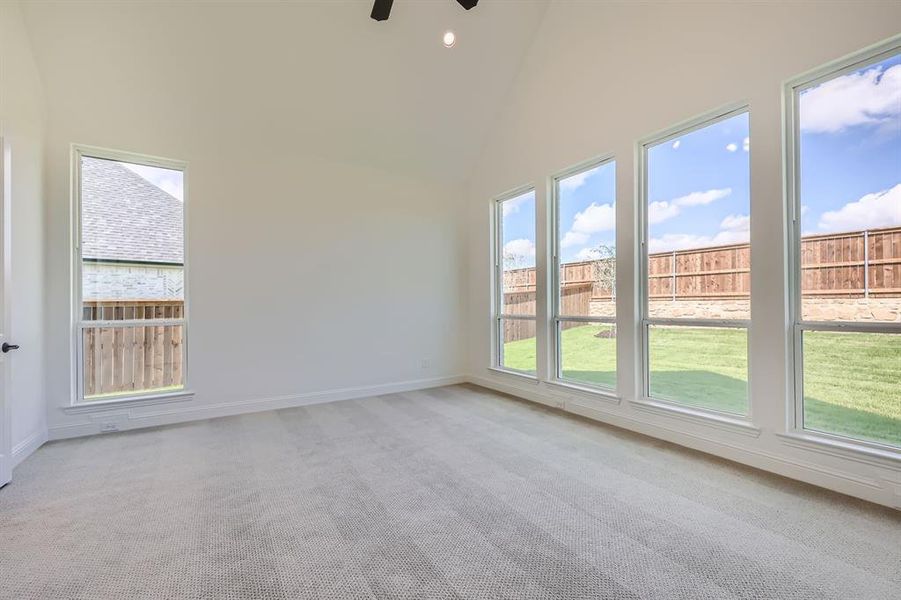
0, 0, 899, 598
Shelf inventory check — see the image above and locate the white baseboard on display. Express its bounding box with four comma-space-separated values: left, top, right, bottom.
37, 369, 901, 509
468, 374, 901, 509
48, 375, 466, 441
12, 428, 48, 468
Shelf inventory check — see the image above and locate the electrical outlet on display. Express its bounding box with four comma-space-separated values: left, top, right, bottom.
99, 421, 119, 433
420, 358, 431, 369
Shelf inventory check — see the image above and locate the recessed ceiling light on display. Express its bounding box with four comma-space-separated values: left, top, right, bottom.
443, 31, 456, 48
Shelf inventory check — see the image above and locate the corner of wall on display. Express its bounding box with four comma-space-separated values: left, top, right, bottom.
1, 0, 50, 471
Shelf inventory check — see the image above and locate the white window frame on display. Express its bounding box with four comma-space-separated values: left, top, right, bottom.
71, 144, 192, 406
550, 154, 618, 396
784, 37, 901, 454
636, 104, 753, 421
491, 185, 537, 378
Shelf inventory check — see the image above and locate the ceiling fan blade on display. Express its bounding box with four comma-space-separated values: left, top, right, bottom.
456, 0, 478, 9
370, 0, 394, 21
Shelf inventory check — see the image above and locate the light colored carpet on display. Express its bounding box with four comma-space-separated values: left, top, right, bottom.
1, 384, 899, 600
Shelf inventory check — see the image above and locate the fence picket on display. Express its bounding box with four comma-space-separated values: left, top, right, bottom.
501, 227, 900, 342
81, 300, 185, 398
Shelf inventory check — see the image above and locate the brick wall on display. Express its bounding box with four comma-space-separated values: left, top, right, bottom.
588, 298, 900, 322
83, 262, 184, 301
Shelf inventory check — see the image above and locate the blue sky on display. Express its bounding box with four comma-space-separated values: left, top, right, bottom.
122, 162, 184, 201
558, 162, 616, 263
500, 190, 536, 269
799, 54, 900, 235
504, 52, 899, 266
646, 111, 750, 254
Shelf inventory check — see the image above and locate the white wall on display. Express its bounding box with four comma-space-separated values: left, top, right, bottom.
465, 2, 901, 507
43, 139, 466, 437
13, 0, 900, 506
17, 0, 515, 440
0, 1, 48, 463
22, 6, 469, 438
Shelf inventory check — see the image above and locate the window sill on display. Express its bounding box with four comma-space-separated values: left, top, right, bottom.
486, 367, 540, 383
64, 390, 195, 414
629, 397, 761, 438
545, 379, 621, 405
776, 431, 900, 469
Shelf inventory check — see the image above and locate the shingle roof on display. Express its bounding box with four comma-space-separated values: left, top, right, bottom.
81, 157, 184, 264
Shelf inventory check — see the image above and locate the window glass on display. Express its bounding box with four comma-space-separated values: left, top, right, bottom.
556, 161, 617, 389
798, 54, 900, 323
801, 330, 900, 446
496, 189, 536, 374
794, 50, 900, 447
501, 320, 537, 375
557, 162, 616, 317
647, 325, 748, 414
78, 154, 186, 401
558, 321, 616, 388
646, 112, 751, 321
643, 111, 750, 414
500, 191, 537, 316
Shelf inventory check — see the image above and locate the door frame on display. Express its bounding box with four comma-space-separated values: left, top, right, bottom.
0, 136, 12, 487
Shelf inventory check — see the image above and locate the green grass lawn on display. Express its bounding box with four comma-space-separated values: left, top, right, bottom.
503, 325, 900, 447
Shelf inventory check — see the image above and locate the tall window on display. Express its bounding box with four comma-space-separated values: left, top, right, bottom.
553, 159, 617, 390
494, 188, 537, 375
640, 108, 751, 415
788, 45, 900, 448
75, 147, 187, 403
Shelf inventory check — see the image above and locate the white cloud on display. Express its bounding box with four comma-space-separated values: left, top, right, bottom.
649, 211, 749, 253
742, 136, 750, 152
646, 188, 732, 227
571, 202, 615, 234
502, 194, 531, 217
649, 229, 749, 253
559, 169, 592, 191
576, 247, 605, 261
560, 201, 615, 248
672, 140, 681, 150
714, 229, 750, 246
123, 162, 184, 201
800, 63, 901, 133
645, 188, 737, 230
504, 238, 535, 267
720, 213, 750, 231
648, 200, 680, 225
561, 231, 589, 248
726, 143, 738, 152
817, 184, 901, 232
672, 187, 732, 207
647, 187, 731, 225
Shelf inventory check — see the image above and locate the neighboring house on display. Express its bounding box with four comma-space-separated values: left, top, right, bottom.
81, 157, 184, 301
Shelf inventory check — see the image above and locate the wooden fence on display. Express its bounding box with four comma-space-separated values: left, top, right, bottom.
800, 227, 901, 298
648, 242, 749, 300
501, 226, 901, 341
82, 300, 184, 398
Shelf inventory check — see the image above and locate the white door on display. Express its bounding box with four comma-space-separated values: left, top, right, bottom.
0, 138, 11, 487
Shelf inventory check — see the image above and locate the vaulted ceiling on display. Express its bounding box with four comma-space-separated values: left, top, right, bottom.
21, 0, 548, 184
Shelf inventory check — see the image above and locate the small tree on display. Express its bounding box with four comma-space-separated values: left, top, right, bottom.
590, 244, 615, 299
502, 245, 535, 299
589, 243, 615, 338
503, 250, 530, 272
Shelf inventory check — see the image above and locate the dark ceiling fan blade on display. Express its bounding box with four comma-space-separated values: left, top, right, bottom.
370, 0, 394, 21
456, 0, 478, 9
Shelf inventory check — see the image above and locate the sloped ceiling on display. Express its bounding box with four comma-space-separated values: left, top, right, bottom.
21, 0, 548, 184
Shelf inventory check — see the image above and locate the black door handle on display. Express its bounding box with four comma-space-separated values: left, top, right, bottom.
1, 343, 19, 353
